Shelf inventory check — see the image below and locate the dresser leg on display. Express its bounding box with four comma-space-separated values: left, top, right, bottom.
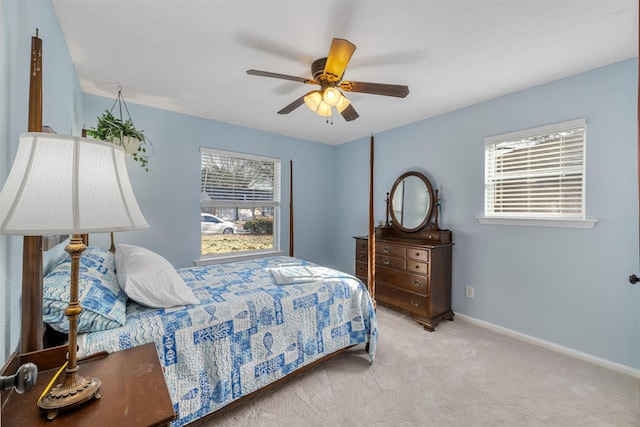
413, 311, 454, 331
411, 316, 435, 331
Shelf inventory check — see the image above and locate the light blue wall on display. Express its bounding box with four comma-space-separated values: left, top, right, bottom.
82, 94, 336, 269
333, 59, 640, 371
0, 0, 84, 362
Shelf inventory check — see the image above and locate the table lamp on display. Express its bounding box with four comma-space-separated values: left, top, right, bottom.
0, 132, 149, 418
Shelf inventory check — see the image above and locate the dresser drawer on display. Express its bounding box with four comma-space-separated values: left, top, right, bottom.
403, 273, 428, 294
376, 243, 406, 258
355, 250, 368, 262
355, 238, 368, 252
406, 248, 429, 262
376, 285, 429, 316
375, 254, 405, 270
377, 267, 429, 296
355, 261, 368, 278
406, 260, 428, 275
423, 230, 452, 244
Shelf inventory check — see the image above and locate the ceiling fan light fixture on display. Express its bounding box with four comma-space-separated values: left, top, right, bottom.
322, 87, 340, 107
304, 91, 332, 117
336, 92, 351, 113
316, 101, 332, 117
304, 91, 322, 112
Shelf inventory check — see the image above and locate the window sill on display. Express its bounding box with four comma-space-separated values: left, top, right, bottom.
194, 249, 285, 266
477, 217, 597, 229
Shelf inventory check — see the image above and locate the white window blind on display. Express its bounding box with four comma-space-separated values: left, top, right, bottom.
484, 119, 586, 219
200, 148, 280, 210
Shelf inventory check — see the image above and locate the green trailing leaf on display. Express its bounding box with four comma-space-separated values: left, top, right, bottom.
85, 110, 152, 171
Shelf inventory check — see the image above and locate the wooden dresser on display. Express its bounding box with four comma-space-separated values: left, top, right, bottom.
355, 233, 453, 331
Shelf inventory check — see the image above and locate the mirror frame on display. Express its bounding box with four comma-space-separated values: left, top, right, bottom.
389, 171, 435, 233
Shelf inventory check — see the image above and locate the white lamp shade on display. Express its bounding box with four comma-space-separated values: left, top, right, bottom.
0, 132, 149, 235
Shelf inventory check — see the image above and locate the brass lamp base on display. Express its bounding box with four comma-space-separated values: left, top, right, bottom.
38, 369, 101, 420
37, 235, 102, 420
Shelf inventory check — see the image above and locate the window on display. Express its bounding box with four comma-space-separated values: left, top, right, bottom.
200, 148, 280, 259
482, 119, 593, 228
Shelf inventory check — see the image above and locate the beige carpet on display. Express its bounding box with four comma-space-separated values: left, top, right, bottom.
191, 306, 640, 426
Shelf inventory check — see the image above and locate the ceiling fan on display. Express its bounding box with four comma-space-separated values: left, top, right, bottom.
246, 38, 409, 122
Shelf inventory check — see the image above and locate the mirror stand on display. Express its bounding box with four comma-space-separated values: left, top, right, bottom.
378, 171, 451, 243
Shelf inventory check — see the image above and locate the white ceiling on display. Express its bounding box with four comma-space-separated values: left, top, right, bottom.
51, 1, 637, 145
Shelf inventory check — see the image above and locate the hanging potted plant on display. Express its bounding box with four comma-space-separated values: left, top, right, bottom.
85, 88, 152, 171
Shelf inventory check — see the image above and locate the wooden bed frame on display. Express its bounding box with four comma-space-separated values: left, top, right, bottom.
6, 30, 378, 424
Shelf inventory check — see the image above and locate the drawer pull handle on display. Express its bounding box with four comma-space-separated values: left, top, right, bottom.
383, 246, 391, 253
383, 258, 390, 265
411, 299, 422, 308
415, 265, 420, 269
412, 280, 422, 287
358, 267, 365, 273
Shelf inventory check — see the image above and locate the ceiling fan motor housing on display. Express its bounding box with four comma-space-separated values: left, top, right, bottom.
312, 57, 338, 87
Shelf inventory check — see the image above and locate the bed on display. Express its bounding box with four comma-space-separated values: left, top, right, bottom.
12, 30, 379, 426
38, 243, 377, 426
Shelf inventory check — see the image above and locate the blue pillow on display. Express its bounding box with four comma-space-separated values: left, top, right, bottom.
43, 246, 126, 333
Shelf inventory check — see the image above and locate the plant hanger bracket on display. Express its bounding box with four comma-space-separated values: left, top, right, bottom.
109, 85, 135, 128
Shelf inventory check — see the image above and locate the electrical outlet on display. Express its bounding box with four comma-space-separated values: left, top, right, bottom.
465, 286, 475, 299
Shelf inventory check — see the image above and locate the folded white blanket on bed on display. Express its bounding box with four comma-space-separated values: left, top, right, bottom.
267, 264, 317, 285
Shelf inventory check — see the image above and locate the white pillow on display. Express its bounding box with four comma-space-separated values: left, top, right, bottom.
115, 244, 199, 308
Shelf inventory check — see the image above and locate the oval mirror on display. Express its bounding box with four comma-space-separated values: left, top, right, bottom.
389, 171, 435, 232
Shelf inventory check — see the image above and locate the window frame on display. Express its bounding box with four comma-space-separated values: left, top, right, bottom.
478, 118, 596, 229
198, 147, 282, 264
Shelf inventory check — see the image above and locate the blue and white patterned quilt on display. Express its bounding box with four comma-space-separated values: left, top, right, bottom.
78, 256, 377, 426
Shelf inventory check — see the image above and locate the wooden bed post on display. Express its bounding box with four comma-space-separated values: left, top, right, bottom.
22, 29, 44, 353
631, 5, 640, 285
289, 159, 294, 257
636, 3, 639, 280
368, 135, 376, 306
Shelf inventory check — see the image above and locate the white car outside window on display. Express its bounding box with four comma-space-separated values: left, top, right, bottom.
201, 213, 237, 234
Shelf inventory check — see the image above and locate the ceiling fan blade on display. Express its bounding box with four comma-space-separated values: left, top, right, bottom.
323, 38, 356, 81
340, 104, 359, 122
247, 69, 317, 85
277, 95, 307, 115
340, 81, 409, 98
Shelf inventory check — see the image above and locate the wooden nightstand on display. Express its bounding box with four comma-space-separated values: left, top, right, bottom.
1, 342, 176, 426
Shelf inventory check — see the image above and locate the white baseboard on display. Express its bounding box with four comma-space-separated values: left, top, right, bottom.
455, 313, 640, 380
